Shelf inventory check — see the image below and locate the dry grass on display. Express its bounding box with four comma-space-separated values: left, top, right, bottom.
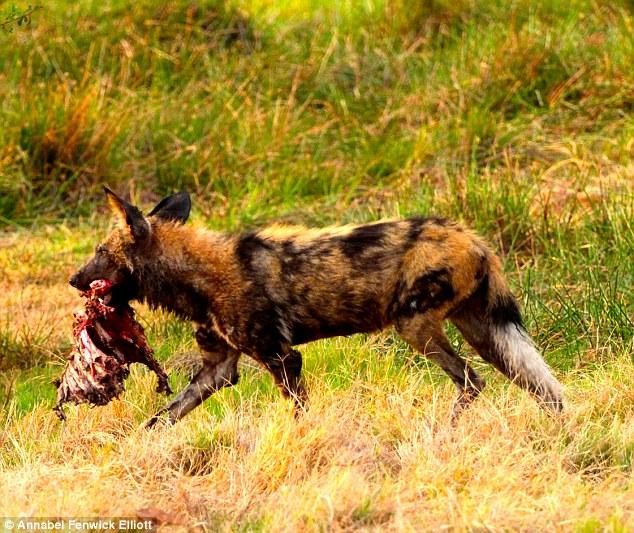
2, 350, 634, 530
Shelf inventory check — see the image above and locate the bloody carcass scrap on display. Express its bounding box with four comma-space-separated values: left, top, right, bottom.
54, 279, 172, 420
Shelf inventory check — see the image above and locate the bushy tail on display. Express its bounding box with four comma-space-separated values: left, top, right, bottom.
485, 263, 564, 411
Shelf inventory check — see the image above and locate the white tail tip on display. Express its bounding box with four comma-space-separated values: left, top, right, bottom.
492, 323, 564, 410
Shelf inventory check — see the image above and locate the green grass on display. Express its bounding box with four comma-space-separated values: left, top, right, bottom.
1, 0, 633, 529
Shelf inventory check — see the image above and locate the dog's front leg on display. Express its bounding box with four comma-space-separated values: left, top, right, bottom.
258, 348, 307, 411
146, 329, 240, 427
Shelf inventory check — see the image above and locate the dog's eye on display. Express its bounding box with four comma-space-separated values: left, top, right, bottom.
96, 245, 107, 255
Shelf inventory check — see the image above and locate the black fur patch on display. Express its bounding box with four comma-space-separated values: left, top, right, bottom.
236, 232, 272, 270
462, 271, 524, 327
243, 305, 286, 352
405, 217, 427, 244
195, 327, 229, 352
278, 239, 332, 278
426, 215, 450, 226
400, 267, 455, 316
267, 239, 389, 343
338, 222, 390, 260
474, 253, 487, 281
235, 234, 287, 352
402, 216, 452, 250
140, 276, 210, 323
388, 278, 407, 318
289, 293, 386, 345
109, 274, 139, 307
488, 292, 523, 327
281, 239, 297, 256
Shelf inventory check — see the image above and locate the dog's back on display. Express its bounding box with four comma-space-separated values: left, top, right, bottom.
238, 217, 485, 344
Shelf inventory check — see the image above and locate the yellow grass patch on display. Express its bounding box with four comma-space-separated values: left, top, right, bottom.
1, 351, 634, 529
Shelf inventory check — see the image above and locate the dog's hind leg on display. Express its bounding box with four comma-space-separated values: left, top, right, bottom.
146, 328, 240, 427
448, 269, 563, 412
450, 307, 563, 412
396, 313, 485, 420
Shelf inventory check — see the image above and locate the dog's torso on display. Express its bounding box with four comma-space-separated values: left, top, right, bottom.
131, 216, 489, 357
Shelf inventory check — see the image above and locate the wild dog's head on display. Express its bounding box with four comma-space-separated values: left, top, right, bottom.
69, 187, 191, 302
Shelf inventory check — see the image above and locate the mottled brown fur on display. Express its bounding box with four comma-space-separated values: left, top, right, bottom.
70, 190, 563, 425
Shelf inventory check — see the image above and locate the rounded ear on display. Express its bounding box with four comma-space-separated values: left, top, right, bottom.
103, 186, 150, 241
147, 192, 191, 224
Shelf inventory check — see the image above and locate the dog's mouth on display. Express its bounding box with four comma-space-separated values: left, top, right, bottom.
85, 279, 114, 305
85, 277, 137, 308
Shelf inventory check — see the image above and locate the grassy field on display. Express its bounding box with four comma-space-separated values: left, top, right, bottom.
1, 0, 633, 529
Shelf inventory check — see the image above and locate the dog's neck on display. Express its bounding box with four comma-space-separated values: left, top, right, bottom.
130, 224, 236, 323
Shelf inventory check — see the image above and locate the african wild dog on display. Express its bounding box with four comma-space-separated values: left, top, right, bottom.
69, 188, 563, 426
